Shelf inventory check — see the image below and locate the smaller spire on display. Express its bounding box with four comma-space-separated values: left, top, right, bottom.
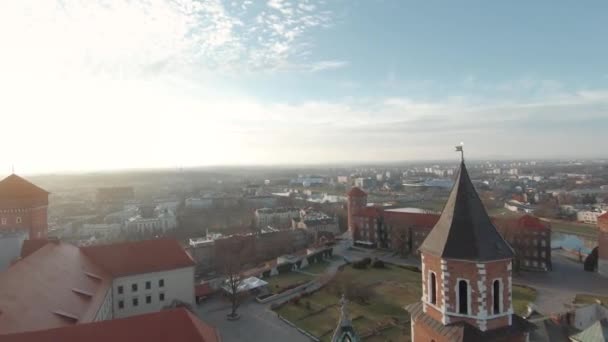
339, 294, 351, 326
331, 294, 360, 342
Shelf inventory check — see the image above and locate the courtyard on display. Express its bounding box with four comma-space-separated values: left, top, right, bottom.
274, 263, 537, 341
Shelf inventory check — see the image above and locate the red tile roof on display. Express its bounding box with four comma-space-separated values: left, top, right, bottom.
0, 242, 112, 334
1, 308, 220, 342
492, 214, 550, 232
599, 212, 608, 221
346, 187, 367, 198
353, 206, 382, 218
81, 238, 195, 277
384, 211, 440, 228
20, 239, 51, 259
0, 174, 49, 200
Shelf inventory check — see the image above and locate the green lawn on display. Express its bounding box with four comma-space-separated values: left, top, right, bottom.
276, 264, 421, 341
549, 220, 597, 239
275, 265, 537, 341
512, 285, 537, 316
266, 272, 314, 294
574, 294, 608, 306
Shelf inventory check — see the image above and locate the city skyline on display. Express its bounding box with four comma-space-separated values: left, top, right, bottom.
1, 0, 608, 173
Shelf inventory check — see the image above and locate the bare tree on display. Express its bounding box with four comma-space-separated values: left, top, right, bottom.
219, 238, 248, 319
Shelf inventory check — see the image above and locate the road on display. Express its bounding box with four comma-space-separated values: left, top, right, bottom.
514, 250, 608, 314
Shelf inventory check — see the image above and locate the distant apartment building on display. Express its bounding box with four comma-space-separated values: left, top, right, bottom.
254, 207, 300, 228
187, 229, 310, 276
0, 238, 195, 334
494, 215, 552, 271
0, 174, 49, 271
336, 176, 349, 184
295, 208, 340, 238
127, 205, 177, 234
354, 177, 374, 189
347, 187, 552, 272
243, 195, 277, 209
80, 223, 122, 239
184, 197, 213, 210
577, 209, 606, 224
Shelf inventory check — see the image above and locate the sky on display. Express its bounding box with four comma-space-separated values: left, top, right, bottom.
1, 0, 607, 174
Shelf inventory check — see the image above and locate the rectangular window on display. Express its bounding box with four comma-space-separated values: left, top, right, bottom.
117, 286, 123, 295
159, 293, 165, 301
1, 218, 5, 225
146, 295, 152, 304
118, 300, 124, 309
158, 279, 164, 287
146, 281, 151, 290
132, 283, 138, 292
132, 297, 138, 306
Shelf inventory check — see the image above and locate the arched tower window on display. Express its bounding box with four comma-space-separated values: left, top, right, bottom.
458, 280, 468, 314
429, 272, 437, 305
493, 280, 501, 314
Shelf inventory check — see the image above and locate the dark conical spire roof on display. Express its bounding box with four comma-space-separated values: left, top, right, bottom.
419, 161, 514, 261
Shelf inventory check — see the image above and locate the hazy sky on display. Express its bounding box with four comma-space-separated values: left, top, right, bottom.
1, 1, 607, 173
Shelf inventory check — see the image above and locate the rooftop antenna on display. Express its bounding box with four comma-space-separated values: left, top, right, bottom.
455, 142, 464, 162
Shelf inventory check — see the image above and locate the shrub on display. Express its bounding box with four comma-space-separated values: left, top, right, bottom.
305, 301, 311, 310
372, 259, 385, 268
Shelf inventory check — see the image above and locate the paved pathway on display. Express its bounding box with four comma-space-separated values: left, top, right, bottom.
195, 296, 311, 342
514, 251, 608, 314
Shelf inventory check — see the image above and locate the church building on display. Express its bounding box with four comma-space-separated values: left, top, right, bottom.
406, 157, 534, 341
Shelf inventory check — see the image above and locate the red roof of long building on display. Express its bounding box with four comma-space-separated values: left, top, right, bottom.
1, 308, 220, 342
20, 239, 51, 259
0, 242, 112, 334
80, 238, 195, 277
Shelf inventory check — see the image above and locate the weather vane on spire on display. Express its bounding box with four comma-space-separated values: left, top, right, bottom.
455, 142, 464, 162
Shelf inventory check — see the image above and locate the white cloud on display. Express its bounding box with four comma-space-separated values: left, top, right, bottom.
0, 0, 337, 77
309, 60, 350, 72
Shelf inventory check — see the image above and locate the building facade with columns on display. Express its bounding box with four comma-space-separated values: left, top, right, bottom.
0, 174, 49, 270
406, 160, 533, 341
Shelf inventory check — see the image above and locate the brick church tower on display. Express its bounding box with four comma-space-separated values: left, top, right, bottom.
346, 187, 367, 239
406, 159, 533, 341
598, 213, 608, 277
0, 174, 49, 270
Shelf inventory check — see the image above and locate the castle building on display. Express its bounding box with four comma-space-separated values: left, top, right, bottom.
0, 174, 49, 270
406, 160, 534, 341
346, 187, 367, 240
598, 213, 608, 277
331, 295, 360, 342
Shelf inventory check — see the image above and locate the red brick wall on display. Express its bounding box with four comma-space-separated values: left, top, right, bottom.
0, 206, 48, 239
421, 253, 513, 331
598, 217, 608, 260
30, 206, 48, 239
346, 196, 366, 235
413, 316, 526, 342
